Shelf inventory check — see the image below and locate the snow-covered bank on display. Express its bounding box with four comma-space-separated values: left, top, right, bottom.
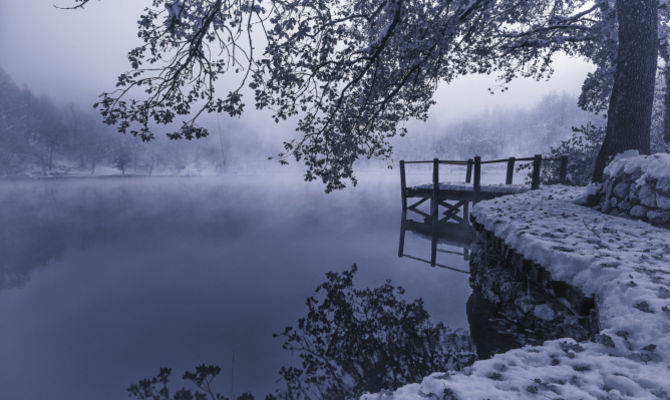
364, 184, 670, 399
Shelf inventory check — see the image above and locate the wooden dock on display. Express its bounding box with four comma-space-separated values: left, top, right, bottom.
398, 155, 568, 267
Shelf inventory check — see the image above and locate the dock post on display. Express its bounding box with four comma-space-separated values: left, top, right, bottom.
506, 157, 516, 184
465, 158, 473, 183
398, 160, 407, 257
473, 156, 481, 204
398, 220, 407, 258
431, 158, 439, 266
400, 160, 407, 211
462, 201, 470, 226
559, 155, 568, 184
531, 154, 542, 190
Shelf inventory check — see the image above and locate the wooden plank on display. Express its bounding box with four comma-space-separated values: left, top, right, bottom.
409, 208, 430, 219
408, 197, 429, 210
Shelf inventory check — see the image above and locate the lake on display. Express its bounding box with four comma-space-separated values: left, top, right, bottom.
0, 172, 475, 400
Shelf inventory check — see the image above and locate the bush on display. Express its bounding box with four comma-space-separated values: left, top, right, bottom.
518, 122, 604, 186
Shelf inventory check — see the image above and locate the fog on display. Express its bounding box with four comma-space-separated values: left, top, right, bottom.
0, 175, 473, 399
0, 0, 595, 167
0, 2, 606, 399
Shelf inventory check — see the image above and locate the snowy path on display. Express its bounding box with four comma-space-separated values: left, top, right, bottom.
364, 186, 670, 399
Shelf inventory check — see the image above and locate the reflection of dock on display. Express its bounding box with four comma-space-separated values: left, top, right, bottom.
398, 218, 472, 273
398, 155, 568, 267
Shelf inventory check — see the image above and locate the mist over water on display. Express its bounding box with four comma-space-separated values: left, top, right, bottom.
0, 173, 472, 400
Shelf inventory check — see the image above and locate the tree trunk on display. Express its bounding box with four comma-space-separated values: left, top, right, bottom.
592, 0, 658, 182
665, 61, 670, 143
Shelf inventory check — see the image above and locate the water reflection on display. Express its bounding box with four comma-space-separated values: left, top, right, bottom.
397, 208, 522, 359
0, 176, 473, 400
397, 195, 473, 272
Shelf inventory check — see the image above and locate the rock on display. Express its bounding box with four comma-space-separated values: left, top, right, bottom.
630, 205, 648, 218
617, 200, 632, 211
533, 304, 556, 321
613, 183, 630, 199
657, 177, 670, 194
605, 180, 613, 200
656, 194, 670, 210
600, 200, 611, 213
610, 209, 623, 217
628, 168, 644, 181
640, 185, 657, 207
574, 192, 600, 207
610, 197, 618, 208
628, 185, 640, 202
647, 210, 670, 226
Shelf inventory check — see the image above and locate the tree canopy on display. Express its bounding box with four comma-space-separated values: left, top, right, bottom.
68, 0, 661, 190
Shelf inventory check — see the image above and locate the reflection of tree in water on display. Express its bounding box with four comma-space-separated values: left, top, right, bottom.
125, 265, 476, 400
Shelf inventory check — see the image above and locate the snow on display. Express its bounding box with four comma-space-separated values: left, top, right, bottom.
363, 185, 670, 399
364, 339, 670, 400
604, 151, 670, 183
413, 181, 528, 194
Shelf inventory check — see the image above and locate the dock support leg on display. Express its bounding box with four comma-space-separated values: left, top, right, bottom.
559, 155, 568, 184
400, 160, 407, 212
431, 158, 439, 266
462, 201, 469, 226
398, 160, 408, 257
473, 156, 481, 204
398, 220, 407, 258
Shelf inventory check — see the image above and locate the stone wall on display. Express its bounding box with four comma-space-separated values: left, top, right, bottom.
467, 228, 596, 354
590, 153, 670, 228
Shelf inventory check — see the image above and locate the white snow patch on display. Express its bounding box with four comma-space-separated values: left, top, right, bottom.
364, 185, 670, 399
412, 181, 528, 194
604, 152, 670, 183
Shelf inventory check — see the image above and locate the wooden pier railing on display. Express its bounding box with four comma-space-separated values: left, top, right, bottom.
398, 154, 568, 267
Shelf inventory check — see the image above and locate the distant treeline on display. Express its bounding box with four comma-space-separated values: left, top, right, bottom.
0, 67, 226, 177
392, 92, 597, 161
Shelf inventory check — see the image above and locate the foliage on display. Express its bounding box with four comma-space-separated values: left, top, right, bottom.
127, 364, 257, 400
523, 68, 670, 187
518, 122, 605, 186
272, 264, 475, 400
0, 67, 226, 177
429, 93, 594, 161
67, 0, 608, 191
123, 266, 474, 400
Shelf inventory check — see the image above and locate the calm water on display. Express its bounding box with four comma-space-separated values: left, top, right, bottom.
0, 173, 472, 400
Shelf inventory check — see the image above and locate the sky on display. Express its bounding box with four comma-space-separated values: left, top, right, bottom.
0, 0, 596, 143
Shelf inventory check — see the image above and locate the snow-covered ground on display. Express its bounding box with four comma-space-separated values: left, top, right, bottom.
363, 184, 670, 399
